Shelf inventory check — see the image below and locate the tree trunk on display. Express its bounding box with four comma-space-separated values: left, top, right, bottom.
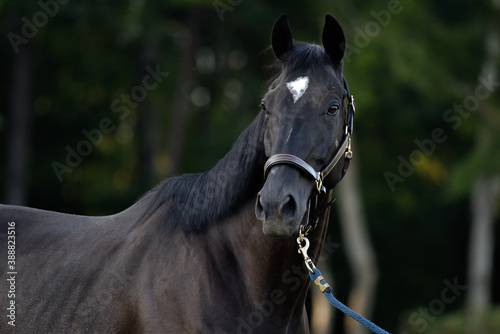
467, 177, 500, 314
136, 44, 157, 181
465, 0, 500, 316
336, 144, 379, 334
166, 9, 201, 176
4, 46, 32, 205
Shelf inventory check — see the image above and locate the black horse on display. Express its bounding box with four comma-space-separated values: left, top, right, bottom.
0, 14, 354, 333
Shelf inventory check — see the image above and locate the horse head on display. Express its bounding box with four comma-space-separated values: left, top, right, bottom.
255, 14, 354, 237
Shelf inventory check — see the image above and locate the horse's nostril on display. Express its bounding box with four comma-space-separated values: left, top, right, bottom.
256, 193, 297, 222
255, 194, 265, 220
281, 195, 297, 219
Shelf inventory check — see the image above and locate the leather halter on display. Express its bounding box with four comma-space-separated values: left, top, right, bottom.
263, 76, 355, 194
262, 76, 355, 235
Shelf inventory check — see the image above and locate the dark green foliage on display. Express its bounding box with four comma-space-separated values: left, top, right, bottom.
1, 0, 499, 332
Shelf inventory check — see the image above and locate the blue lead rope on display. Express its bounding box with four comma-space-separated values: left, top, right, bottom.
309, 267, 391, 334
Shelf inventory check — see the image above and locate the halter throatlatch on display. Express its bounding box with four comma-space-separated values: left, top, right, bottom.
262, 76, 355, 235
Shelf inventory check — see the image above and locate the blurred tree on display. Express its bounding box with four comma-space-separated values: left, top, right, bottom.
4, 45, 31, 205
336, 150, 379, 334
166, 7, 201, 177
1, 1, 499, 333
462, 0, 500, 316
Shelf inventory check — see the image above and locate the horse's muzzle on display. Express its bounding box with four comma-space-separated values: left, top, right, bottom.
255, 192, 299, 237
255, 165, 311, 238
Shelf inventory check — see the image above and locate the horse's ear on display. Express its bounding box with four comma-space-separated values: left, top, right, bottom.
322, 14, 345, 64
271, 13, 294, 60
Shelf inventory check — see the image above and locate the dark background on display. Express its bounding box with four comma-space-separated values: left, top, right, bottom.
1, 0, 499, 333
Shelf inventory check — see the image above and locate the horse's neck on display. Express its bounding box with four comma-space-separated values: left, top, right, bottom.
221, 199, 329, 330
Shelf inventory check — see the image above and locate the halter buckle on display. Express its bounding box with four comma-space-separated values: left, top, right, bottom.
345, 136, 352, 160
315, 176, 325, 195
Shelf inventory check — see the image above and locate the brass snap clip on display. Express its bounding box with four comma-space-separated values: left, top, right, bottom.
297, 236, 315, 273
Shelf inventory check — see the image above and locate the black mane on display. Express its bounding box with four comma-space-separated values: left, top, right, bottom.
268, 42, 343, 86
138, 112, 267, 231
283, 42, 338, 69
139, 42, 337, 232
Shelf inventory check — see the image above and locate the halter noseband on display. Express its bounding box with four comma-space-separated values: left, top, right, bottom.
263, 76, 355, 194
262, 76, 355, 235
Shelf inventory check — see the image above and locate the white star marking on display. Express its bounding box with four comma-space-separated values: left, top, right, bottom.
286, 76, 309, 103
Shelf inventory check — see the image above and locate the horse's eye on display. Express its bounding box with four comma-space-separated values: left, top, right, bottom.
260, 102, 268, 113
327, 105, 339, 116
